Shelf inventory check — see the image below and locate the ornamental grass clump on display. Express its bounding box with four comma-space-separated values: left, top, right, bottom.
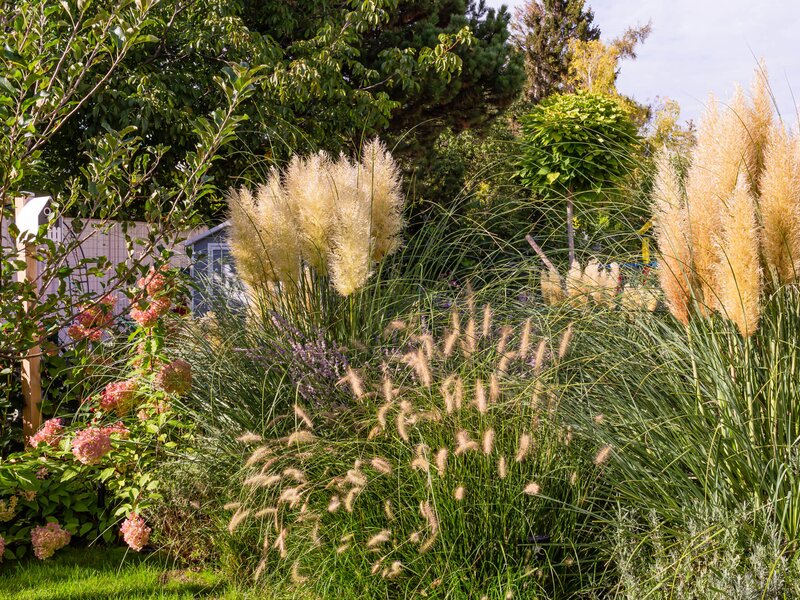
226, 305, 605, 598
227, 138, 405, 297
652, 63, 800, 336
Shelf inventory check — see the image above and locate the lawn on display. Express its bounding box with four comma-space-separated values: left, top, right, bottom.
0, 548, 242, 600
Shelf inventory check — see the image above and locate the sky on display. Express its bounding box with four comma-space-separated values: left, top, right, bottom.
486, 0, 800, 124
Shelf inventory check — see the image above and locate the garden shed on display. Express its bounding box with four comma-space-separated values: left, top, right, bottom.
184, 221, 238, 313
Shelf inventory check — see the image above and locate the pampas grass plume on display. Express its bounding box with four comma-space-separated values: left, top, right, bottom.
653, 151, 693, 324
759, 124, 800, 285
541, 269, 565, 306
715, 175, 763, 336
360, 137, 404, 261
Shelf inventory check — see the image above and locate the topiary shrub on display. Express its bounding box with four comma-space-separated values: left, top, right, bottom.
518, 92, 641, 265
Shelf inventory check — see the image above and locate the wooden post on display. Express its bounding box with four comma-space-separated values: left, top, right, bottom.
15, 195, 43, 442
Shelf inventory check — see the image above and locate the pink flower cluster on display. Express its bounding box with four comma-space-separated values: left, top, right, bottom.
0, 534, 5, 560
155, 359, 192, 396
130, 267, 174, 328
31, 522, 71, 560
130, 296, 171, 328
71, 423, 128, 465
120, 513, 151, 551
137, 267, 169, 296
99, 379, 138, 414
68, 295, 117, 341
29, 418, 64, 449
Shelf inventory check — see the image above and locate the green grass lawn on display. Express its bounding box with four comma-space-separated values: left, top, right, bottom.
0, 547, 247, 600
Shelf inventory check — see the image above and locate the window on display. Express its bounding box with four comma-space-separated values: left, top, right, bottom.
207, 242, 234, 283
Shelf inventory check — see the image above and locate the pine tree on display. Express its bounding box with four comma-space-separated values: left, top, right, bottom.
512, 0, 600, 102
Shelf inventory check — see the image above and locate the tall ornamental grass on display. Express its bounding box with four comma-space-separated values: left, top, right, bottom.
652, 64, 800, 337
225, 307, 609, 599
562, 285, 800, 553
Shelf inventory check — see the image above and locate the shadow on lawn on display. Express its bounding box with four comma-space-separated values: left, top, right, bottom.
0, 546, 229, 599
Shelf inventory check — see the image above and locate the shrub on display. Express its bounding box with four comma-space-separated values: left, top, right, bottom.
0, 272, 195, 560
518, 92, 641, 264
606, 505, 800, 599
225, 306, 607, 598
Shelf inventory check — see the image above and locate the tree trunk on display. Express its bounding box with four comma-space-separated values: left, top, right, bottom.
566, 190, 575, 267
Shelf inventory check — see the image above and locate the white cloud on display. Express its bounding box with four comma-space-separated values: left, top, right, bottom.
486, 0, 800, 123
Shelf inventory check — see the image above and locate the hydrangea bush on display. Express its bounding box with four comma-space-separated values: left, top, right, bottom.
0, 268, 194, 561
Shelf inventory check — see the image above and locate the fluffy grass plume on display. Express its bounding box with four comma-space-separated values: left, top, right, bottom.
652, 64, 800, 335
360, 138, 404, 261
652, 151, 693, 324
226, 138, 405, 297
715, 176, 762, 336
759, 124, 800, 285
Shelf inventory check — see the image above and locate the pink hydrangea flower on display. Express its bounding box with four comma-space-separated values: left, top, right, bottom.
0, 533, 5, 560
31, 522, 71, 559
99, 379, 138, 414
29, 418, 64, 449
120, 513, 151, 552
75, 295, 117, 329
155, 359, 192, 396
36, 466, 50, 480
137, 267, 169, 296
130, 305, 159, 328
67, 323, 103, 342
150, 295, 172, 316
71, 427, 113, 465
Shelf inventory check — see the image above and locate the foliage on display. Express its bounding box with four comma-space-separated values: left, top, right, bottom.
226, 309, 606, 598
0, 0, 263, 365
31, 0, 523, 212
0, 547, 239, 599
565, 23, 652, 124
511, 0, 600, 103
562, 286, 800, 549
518, 93, 641, 198
606, 505, 800, 599
0, 274, 195, 560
